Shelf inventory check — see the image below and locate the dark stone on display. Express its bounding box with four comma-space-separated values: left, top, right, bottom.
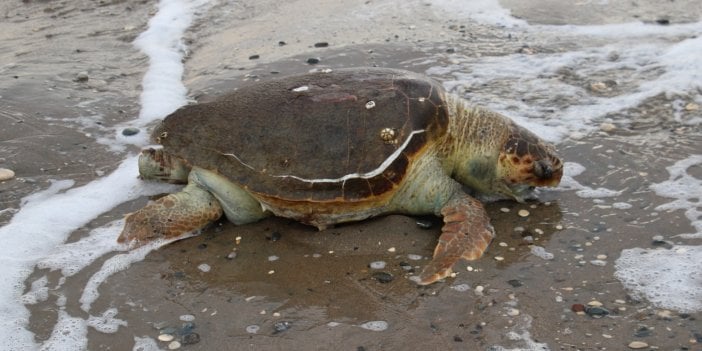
306, 57, 320, 64
180, 322, 195, 334
197, 243, 207, 250
181, 332, 200, 345
656, 18, 670, 25
278, 41, 287, 46
585, 306, 610, 318
314, 42, 329, 47
372, 272, 394, 283
121, 127, 140, 136
634, 326, 652, 337
267, 231, 282, 242
453, 335, 463, 342
446, 48, 455, 53
507, 279, 523, 288
249, 54, 260, 60
273, 321, 292, 334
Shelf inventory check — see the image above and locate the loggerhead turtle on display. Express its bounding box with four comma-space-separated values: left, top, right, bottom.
118, 67, 563, 285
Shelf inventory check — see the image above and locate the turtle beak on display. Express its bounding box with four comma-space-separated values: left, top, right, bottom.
532, 156, 563, 187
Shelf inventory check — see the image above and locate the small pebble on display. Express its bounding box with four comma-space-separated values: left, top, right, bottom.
273, 321, 292, 334
267, 231, 282, 241
0, 168, 15, 181
306, 57, 320, 64
685, 102, 700, 111
599, 122, 616, 132
181, 333, 200, 345
596, 254, 607, 260
571, 304, 586, 313
369, 261, 386, 269
245, 325, 260, 334
122, 127, 140, 136
387, 247, 396, 253
634, 326, 652, 337
590, 82, 608, 92
517, 209, 530, 217
314, 42, 329, 47
197, 263, 211, 272
226, 251, 237, 260
507, 279, 522, 288
500, 207, 510, 213
587, 300, 603, 307
656, 309, 673, 319
359, 321, 388, 331
506, 308, 520, 316
248, 54, 260, 60
179, 315, 195, 322
494, 256, 504, 261
451, 283, 471, 292
75, 71, 89, 82
278, 41, 286, 46
416, 219, 433, 229
399, 262, 413, 271
585, 306, 610, 318
167, 341, 181, 350
628, 341, 649, 349
407, 254, 423, 260
158, 334, 175, 342
498, 242, 508, 247
371, 272, 394, 283
590, 260, 607, 266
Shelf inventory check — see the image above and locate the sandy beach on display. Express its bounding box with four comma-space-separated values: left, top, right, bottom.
1, 0, 701, 350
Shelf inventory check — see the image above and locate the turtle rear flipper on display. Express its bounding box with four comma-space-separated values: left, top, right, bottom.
118, 182, 223, 246
417, 192, 495, 285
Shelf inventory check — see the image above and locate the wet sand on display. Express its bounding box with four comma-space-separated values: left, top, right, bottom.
2, 0, 701, 350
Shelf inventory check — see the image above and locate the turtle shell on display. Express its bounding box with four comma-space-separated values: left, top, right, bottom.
154, 67, 449, 202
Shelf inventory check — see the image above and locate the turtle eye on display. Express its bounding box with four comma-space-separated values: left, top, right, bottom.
533, 159, 553, 180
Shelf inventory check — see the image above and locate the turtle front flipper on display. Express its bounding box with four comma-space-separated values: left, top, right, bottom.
118, 182, 223, 246
417, 192, 495, 285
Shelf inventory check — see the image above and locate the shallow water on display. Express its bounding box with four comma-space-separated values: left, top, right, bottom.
1, 0, 701, 350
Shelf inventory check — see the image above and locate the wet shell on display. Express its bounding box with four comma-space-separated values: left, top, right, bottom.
155, 68, 449, 202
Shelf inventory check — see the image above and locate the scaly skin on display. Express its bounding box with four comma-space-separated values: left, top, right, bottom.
409, 95, 562, 284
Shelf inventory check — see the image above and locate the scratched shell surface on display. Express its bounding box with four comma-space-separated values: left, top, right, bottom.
154, 68, 449, 201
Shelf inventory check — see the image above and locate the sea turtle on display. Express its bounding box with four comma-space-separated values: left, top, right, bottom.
118, 67, 563, 285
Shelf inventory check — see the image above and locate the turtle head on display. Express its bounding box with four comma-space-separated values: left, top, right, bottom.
494, 127, 563, 201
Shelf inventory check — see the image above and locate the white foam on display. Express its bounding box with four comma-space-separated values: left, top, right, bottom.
0, 0, 209, 349
19, 276, 49, 305
555, 162, 622, 199
133, 0, 210, 125
615, 245, 702, 313
650, 155, 702, 239
87, 308, 128, 334
39, 310, 87, 351
426, 21, 702, 143
80, 240, 182, 312
430, 0, 528, 28
133, 336, 164, 351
